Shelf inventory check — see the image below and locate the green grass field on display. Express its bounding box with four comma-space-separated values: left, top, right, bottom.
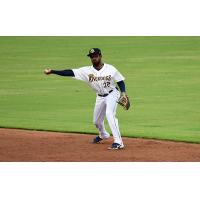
0, 36, 200, 143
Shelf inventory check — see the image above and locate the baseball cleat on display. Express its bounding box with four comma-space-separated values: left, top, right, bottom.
108, 143, 124, 150
93, 136, 103, 143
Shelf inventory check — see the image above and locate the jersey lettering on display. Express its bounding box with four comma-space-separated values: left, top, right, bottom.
88, 74, 111, 82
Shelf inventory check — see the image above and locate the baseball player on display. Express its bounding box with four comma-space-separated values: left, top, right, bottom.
44, 48, 130, 150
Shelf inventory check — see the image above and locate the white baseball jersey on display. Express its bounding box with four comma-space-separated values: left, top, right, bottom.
72, 63, 125, 95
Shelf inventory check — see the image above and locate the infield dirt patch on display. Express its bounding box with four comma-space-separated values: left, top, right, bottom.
0, 128, 200, 161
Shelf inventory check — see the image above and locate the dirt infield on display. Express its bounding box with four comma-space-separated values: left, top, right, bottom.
0, 128, 200, 161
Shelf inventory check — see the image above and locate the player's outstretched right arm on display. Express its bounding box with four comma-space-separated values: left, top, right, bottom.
44, 68, 75, 76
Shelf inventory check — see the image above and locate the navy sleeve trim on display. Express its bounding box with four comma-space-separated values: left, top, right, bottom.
117, 80, 126, 93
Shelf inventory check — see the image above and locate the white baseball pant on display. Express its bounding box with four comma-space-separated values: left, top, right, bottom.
93, 88, 123, 145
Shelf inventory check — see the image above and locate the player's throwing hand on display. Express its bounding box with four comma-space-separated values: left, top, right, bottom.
44, 68, 52, 75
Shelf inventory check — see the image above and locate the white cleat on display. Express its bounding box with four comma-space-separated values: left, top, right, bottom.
108, 143, 124, 150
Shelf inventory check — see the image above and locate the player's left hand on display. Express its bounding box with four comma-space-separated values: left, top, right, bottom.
117, 92, 130, 110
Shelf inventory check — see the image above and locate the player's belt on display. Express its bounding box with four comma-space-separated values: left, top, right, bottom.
98, 89, 113, 97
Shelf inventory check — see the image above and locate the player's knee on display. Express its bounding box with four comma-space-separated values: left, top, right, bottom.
106, 110, 114, 119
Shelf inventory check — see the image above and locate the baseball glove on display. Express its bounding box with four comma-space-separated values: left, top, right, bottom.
117, 93, 130, 110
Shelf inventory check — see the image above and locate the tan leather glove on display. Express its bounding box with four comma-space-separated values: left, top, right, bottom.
117, 92, 130, 110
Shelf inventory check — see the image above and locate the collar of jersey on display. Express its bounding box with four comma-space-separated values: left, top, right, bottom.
92, 63, 106, 73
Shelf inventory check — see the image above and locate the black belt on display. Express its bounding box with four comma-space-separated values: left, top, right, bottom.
98, 89, 113, 97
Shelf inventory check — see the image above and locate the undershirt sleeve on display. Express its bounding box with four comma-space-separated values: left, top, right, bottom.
117, 80, 126, 93
51, 69, 75, 76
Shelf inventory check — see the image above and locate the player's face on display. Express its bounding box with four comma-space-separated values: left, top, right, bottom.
90, 54, 102, 66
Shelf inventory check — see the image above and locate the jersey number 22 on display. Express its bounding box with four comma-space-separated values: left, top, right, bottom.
103, 82, 110, 88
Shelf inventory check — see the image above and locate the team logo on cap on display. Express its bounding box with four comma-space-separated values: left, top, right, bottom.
90, 49, 95, 53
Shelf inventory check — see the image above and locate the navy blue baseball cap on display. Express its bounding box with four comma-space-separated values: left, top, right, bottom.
87, 48, 102, 57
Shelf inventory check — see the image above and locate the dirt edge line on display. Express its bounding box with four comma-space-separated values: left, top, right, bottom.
0, 126, 200, 145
